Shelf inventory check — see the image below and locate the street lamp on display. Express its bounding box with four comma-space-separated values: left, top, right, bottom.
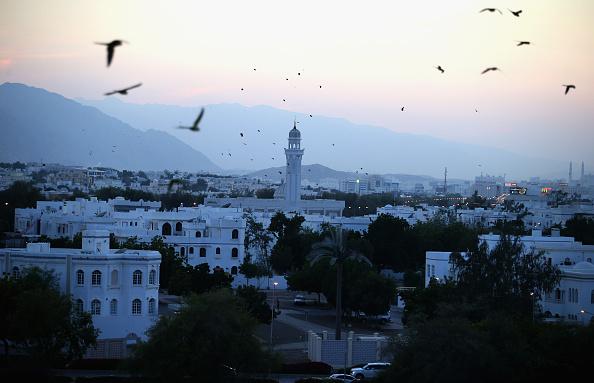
579, 309, 593, 325
269, 281, 278, 351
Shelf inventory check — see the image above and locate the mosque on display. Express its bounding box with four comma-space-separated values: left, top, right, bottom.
205, 123, 345, 217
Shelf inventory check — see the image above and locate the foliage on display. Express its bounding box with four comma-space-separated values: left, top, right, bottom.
319, 191, 398, 217
268, 212, 310, 273
168, 263, 233, 296
0, 267, 98, 364
0, 181, 42, 232
255, 188, 276, 199
129, 290, 275, 380
235, 285, 273, 324
562, 215, 594, 245
365, 214, 411, 269
244, 214, 273, 277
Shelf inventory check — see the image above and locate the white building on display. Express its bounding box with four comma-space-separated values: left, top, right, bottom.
0, 230, 161, 358
424, 230, 594, 324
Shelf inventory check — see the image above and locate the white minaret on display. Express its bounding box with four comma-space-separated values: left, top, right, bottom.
285, 121, 304, 206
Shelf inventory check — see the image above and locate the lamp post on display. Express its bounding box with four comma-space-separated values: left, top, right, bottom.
579, 309, 593, 326
269, 281, 278, 351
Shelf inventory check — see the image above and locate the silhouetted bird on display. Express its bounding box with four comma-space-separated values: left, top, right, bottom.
319, 85, 322, 88
436, 65, 445, 73
272, 157, 275, 160
309, 114, 313, 117
401, 106, 405, 111
286, 78, 289, 80
177, 108, 205, 132
332, 144, 335, 146
516, 41, 530, 46
283, 99, 286, 102
228, 153, 231, 156
475, 109, 479, 113
481, 67, 499, 74
95, 40, 126, 67
563, 84, 575, 95
509, 9, 522, 17
480, 8, 502, 14
240, 132, 244, 137
298, 72, 301, 75
257, 129, 261, 132
104, 83, 142, 96
168, 179, 183, 193
273, 142, 276, 145
241, 88, 244, 91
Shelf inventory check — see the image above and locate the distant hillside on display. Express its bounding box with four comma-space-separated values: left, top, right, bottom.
0, 83, 220, 172
80, 98, 565, 179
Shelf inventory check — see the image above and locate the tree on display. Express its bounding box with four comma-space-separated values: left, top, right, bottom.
0, 267, 98, 364
365, 214, 411, 269
255, 188, 275, 199
129, 290, 275, 380
0, 181, 42, 232
269, 212, 307, 273
309, 227, 372, 340
189, 178, 208, 192
235, 285, 273, 324
168, 263, 233, 296
244, 214, 273, 279
562, 215, 594, 245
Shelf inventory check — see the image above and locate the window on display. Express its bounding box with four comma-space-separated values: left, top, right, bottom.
175, 222, 182, 232
427, 266, 431, 278
111, 270, 119, 286
216, 247, 221, 255
11, 267, 20, 279
200, 248, 206, 257
591, 290, 594, 304
75, 299, 84, 314
76, 270, 85, 285
189, 247, 194, 254
588, 258, 592, 263
148, 298, 156, 315
132, 299, 142, 315
162, 222, 172, 236
110, 299, 118, 315
232, 229, 239, 239
231, 266, 238, 275
180, 247, 185, 258
133, 270, 142, 285
91, 299, 101, 315
149, 270, 156, 285
195, 231, 202, 238
232, 248, 238, 258
92, 270, 102, 286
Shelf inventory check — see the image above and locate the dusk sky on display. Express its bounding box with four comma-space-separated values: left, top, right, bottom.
1, 0, 593, 169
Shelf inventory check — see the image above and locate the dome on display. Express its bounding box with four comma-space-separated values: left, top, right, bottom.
289, 126, 301, 138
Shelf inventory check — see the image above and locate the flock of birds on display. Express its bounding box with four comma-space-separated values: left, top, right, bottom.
94, 7, 577, 186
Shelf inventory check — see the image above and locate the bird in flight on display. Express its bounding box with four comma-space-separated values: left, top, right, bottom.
104, 83, 142, 96
240, 132, 244, 137
436, 65, 445, 73
257, 129, 261, 132
481, 67, 499, 74
278, 171, 283, 174
309, 114, 313, 117
168, 179, 184, 193
562, 84, 575, 95
509, 9, 522, 17
480, 8, 502, 14
283, 99, 286, 102
95, 40, 126, 67
177, 108, 205, 132
241, 88, 244, 91
516, 41, 530, 46
401, 106, 405, 111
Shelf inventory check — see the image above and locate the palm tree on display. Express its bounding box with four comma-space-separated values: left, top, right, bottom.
309, 226, 372, 340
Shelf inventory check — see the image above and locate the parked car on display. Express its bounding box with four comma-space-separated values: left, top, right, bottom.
329, 373, 358, 382
350, 362, 391, 380
353, 310, 392, 323
294, 294, 317, 306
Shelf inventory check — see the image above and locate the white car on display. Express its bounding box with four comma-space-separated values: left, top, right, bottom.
328, 373, 358, 382
350, 362, 391, 380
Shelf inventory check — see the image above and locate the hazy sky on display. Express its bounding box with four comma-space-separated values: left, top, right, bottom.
1, 0, 593, 169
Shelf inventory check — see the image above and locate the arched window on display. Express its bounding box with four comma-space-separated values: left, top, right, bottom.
133, 270, 142, 285
91, 299, 101, 315
175, 222, 182, 233
216, 247, 221, 255
162, 222, 172, 236
75, 299, 84, 314
148, 298, 156, 315
189, 247, 194, 254
111, 269, 119, 286
232, 229, 239, 239
231, 248, 238, 258
180, 247, 185, 258
195, 231, 202, 238
231, 266, 238, 275
91, 270, 102, 286
132, 299, 142, 315
11, 267, 20, 279
200, 248, 206, 257
110, 299, 118, 315
76, 270, 85, 285
149, 270, 156, 285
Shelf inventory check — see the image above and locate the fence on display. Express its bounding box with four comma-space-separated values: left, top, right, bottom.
307, 330, 392, 368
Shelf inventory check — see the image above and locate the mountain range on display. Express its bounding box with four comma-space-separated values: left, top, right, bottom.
0, 83, 220, 172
